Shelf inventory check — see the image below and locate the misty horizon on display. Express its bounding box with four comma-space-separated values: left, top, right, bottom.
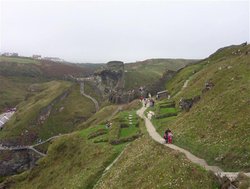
0, 0, 249, 63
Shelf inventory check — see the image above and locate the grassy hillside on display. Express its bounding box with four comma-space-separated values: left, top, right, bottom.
124, 59, 196, 90
0, 57, 99, 79
0, 81, 72, 144
37, 83, 96, 140
96, 135, 219, 189
154, 44, 250, 171
0, 81, 99, 145
2, 102, 143, 188
0, 76, 44, 112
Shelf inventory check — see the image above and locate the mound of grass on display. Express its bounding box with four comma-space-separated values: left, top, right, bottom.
96, 135, 219, 189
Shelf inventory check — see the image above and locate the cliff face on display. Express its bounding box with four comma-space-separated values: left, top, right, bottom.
93, 61, 139, 104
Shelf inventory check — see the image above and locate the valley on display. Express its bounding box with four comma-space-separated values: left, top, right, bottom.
0, 43, 250, 189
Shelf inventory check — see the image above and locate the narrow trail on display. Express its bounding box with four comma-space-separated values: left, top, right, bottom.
173, 78, 190, 98
183, 79, 189, 88
136, 105, 250, 181
0, 133, 70, 157
80, 82, 99, 112
93, 143, 130, 189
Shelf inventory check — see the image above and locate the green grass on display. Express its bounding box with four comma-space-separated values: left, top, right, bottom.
78, 105, 120, 129
118, 111, 139, 138
0, 56, 40, 64
96, 135, 219, 189
5, 133, 127, 189
157, 44, 250, 171
0, 76, 42, 112
0, 80, 72, 144
2, 100, 144, 189
124, 59, 196, 90
38, 83, 96, 140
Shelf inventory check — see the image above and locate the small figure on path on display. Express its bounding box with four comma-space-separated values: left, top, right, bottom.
163, 129, 171, 143
168, 131, 173, 144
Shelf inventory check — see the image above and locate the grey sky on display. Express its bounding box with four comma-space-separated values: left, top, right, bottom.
0, 0, 249, 63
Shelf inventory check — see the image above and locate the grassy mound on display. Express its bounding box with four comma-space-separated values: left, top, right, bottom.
96, 135, 219, 189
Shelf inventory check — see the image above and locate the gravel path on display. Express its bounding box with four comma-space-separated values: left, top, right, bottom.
136, 105, 250, 181
80, 82, 99, 112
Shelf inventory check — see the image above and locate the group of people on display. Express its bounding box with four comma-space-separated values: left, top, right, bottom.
163, 129, 173, 144
140, 97, 155, 107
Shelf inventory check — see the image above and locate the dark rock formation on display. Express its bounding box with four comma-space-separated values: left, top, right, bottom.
0, 150, 39, 177
93, 61, 138, 104
202, 80, 215, 93
179, 96, 201, 111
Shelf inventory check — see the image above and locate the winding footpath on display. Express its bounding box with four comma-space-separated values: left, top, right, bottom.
0, 111, 15, 129
0, 134, 68, 157
80, 82, 99, 112
136, 105, 250, 181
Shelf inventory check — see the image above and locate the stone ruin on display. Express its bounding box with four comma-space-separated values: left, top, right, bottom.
93, 61, 141, 104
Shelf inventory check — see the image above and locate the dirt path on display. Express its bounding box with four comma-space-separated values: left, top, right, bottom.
80, 82, 99, 112
136, 105, 250, 181
0, 133, 70, 157
183, 79, 189, 88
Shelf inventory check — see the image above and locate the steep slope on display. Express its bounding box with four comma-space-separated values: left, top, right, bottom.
96, 135, 219, 189
0, 76, 43, 112
124, 59, 196, 90
154, 43, 250, 171
1, 102, 143, 188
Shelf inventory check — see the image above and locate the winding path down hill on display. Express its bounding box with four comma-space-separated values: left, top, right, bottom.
80, 82, 99, 112
0, 133, 72, 157
136, 105, 250, 181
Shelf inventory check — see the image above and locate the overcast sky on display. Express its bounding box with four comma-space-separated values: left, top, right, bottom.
0, 0, 249, 63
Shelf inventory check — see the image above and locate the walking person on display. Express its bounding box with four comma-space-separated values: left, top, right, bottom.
168, 130, 173, 144
163, 129, 170, 143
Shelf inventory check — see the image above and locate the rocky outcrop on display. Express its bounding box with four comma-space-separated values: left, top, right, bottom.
202, 80, 215, 94
93, 61, 135, 104
179, 96, 201, 111
0, 150, 39, 177
36, 90, 70, 125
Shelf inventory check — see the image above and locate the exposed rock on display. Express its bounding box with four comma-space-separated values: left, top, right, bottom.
179, 96, 200, 111
0, 150, 39, 177
202, 80, 215, 93
36, 90, 69, 125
